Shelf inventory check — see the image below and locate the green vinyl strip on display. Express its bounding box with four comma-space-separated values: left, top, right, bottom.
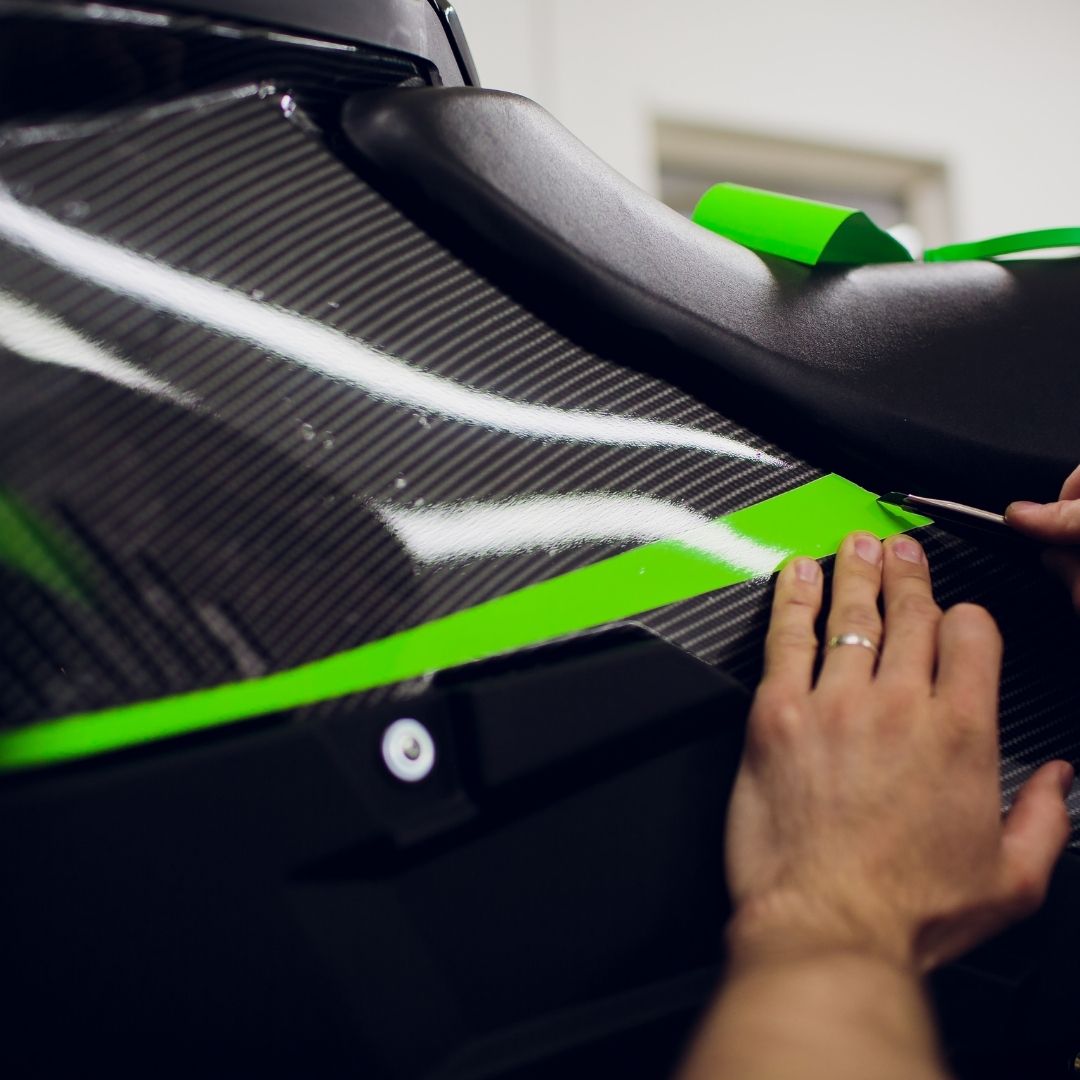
923, 227, 1080, 262
0, 474, 930, 771
692, 183, 912, 266
0, 487, 89, 602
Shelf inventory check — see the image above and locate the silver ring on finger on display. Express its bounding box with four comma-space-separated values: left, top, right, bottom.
826, 632, 880, 657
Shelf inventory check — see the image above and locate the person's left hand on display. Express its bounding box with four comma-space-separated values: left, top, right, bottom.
724, 532, 1073, 976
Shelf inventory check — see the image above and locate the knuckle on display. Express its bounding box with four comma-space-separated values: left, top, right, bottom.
768, 624, 817, 652
750, 691, 804, 742
820, 697, 860, 729
832, 602, 881, 633
1007, 867, 1050, 916
841, 560, 880, 585
879, 678, 923, 713
945, 689, 986, 726
892, 592, 941, 623
942, 698, 994, 750
751, 683, 786, 714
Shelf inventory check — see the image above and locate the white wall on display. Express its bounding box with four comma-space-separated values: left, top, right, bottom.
452, 0, 1080, 241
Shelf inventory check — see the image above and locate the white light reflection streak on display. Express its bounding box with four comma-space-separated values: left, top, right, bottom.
0, 186, 783, 466
0, 289, 193, 404
377, 492, 785, 574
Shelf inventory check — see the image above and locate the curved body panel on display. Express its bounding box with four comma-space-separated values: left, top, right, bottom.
2, 5, 1079, 1077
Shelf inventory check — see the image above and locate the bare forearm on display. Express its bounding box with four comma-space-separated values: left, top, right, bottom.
678, 949, 950, 1080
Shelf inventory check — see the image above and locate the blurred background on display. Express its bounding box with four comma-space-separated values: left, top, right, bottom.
453, 0, 1080, 252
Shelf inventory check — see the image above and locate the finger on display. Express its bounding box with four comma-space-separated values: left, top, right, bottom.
1005, 497, 1080, 543
761, 557, 824, 693
1043, 549, 1080, 612
817, 532, 883, 688
934, 604, 1002, 737
999, 760, 1073, 917
1060, 463, 1080, 501
877, 535, 941, 684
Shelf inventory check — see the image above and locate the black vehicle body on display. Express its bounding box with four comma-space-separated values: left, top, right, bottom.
2, 2, 1080, 1076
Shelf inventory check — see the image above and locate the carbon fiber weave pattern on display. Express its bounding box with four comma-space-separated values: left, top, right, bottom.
1, 54, 1079, 838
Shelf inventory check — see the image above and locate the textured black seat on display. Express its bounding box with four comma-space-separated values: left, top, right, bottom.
343, 87, 1080, 506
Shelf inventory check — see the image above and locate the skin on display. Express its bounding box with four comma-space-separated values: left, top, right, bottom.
678, 525, 1075, 1080
1006, 462, 1080, 611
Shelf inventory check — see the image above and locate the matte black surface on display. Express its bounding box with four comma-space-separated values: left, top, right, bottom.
342, 87, 1080, 508
0, 629, 747, 1077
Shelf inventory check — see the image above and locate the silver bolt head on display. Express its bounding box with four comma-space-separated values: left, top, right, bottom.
381, 718, 436, 782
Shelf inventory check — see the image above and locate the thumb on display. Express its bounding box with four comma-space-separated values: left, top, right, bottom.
1059, 463, 1080, 502
999, 761, 1073, 918
1005, 499, 1080, 543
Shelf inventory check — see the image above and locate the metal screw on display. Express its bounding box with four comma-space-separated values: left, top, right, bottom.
381, 718, 436, 782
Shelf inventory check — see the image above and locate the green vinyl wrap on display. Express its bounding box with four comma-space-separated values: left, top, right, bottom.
924, 227, 1080, 262
692, 183, 912, 266
0, 474, 930, 771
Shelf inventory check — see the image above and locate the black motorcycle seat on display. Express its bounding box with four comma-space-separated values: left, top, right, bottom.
343, 87, 1080, 507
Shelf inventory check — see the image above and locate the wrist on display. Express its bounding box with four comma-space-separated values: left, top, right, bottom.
688, 913, 948, 1080
725, 891, 918, 978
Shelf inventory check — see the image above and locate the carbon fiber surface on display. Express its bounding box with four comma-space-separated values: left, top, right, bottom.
2, 14, 1080, 844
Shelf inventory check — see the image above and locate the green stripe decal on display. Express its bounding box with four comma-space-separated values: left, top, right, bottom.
0, 474, 929, 771
923, 227, 1080, 262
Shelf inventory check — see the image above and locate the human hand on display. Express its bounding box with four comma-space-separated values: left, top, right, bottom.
1006, 463, 1080, 611
724, 533, 1073, 977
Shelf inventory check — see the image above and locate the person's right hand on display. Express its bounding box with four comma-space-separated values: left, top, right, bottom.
1006, 463, 1080, 610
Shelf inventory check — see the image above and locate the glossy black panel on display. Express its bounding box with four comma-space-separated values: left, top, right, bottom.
0, 0, 425, 128
0, 48, 1078, 844
10, 0, 467, 85
0, 79, 800, 729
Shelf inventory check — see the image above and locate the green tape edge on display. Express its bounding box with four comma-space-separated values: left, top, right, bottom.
0, 474, 930, 771
692, 183, 912, 267
923, 226, 1080, 262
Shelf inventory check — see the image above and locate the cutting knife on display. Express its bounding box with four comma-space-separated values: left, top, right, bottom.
877, 491, 1007, 530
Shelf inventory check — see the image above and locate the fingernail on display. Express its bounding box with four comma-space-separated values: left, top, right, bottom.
892, 538, 924, 564
852, 535, 882, 564
1058, 762, 1075, 796
794, 557, 819, 583
1006, 501, 1040, 517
